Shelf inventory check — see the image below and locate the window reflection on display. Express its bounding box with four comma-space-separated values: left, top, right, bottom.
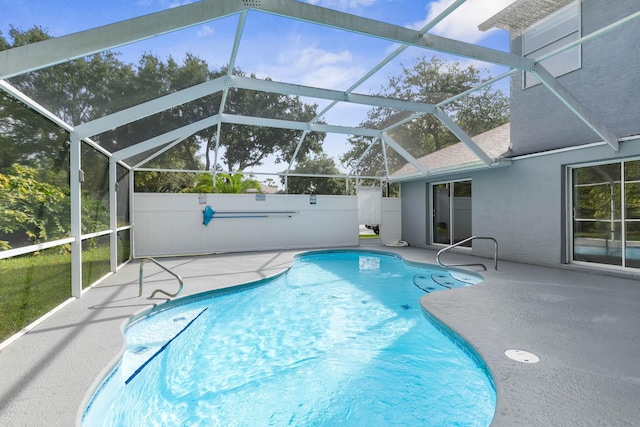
572, 160, 640, 269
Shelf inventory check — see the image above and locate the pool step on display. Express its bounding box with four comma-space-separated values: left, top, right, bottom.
413, 274, 448, 293
124, 307, 208, 385
431, 273, 457, 289
412, 272, 472, 293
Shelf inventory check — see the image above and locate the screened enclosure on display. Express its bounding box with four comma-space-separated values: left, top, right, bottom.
1, 0, 637, 341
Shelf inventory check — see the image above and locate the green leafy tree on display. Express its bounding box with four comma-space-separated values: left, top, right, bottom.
5, 26, 135, 126
0, 28, 71, 177
0, 164, 68, 249
182, 173, 216, 194
220, 80, 325, 171
182, 171, 261, 194
342, 56, 509, 176
0, 164, 111, 249
100, 53, 211, 170
286, 155, 345, 195
215, 172, 261, 194
2, 27, 328, 195
134, 171, 198, 193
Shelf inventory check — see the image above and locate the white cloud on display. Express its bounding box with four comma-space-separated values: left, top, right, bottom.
258, 40, 368, 90
305, 0, 376, 11
197, 25, 214, 38
410, 0, 515, 43
293, 46, 352, 72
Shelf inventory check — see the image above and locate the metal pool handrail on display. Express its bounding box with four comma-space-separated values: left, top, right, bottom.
436, 236, 498, 271
139, 257, 184, 298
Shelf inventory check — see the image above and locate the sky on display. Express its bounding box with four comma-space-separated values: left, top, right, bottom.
1, 0, 517, 176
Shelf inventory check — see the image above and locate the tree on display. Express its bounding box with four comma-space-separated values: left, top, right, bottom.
0, 164, 68, 249
98, 53, 211, 172
0, 162, 112, 249
219, 76, 325, 171
1, 26, 328, 195
6, 26, 135, 127
0, 28, 71, 177
134, 171, 198, 193
0, 92, 69, 176
1, 25, 137, 205
342, 56, 509, 176
285, 155, 345, 195
181, 171, 261, 194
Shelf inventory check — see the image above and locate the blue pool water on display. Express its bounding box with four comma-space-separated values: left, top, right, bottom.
82, 250, 495, 426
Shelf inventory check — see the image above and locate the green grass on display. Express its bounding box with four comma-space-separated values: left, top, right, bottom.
0, 244, 111, 343
359, 233, 380, 239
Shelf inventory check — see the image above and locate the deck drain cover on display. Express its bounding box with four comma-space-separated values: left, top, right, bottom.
505, 349, 539, 363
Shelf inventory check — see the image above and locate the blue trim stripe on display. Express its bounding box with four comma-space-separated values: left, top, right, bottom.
125, 307, 209, 385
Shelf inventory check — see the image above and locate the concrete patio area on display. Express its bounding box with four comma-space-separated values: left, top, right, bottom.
1, 246, 639, 426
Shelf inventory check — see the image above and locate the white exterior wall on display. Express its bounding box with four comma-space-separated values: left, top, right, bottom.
400, 138, 640, 267
133, 193, 359, 257
380, 198, 402, 244
471, 157, 563, 265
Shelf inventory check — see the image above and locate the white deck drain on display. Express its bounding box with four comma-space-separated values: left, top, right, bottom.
505, 349, 539, 363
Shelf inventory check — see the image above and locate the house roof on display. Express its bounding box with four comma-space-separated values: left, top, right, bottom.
392, 123, 511, 179
479, 0, 574, 33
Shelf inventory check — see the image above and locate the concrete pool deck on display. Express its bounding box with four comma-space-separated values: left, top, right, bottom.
1, 246, 639, 426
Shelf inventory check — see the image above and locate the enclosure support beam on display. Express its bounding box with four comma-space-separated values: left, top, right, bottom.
0, 0, 247, 79
220, 113, 382, 138
532, 64, 619, 151
132, 136, 189, 169
380, 133, 430, 176
129, 170, 136, 258
75, 77, 228, 139
258, 0, 533, 70
69, 132, 83, 298
348, 137, 381, 177
77, 74, 436, 143
285, 130, 310, 180
112, 115, 221, 162
302, 0, 468, 146
230, 75, 436, 114
346, 137, 382, 194
433, 108, 494, 166
109, 159, 118, 273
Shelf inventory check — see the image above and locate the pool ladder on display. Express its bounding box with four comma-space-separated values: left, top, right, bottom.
436, 236, 498, 271
138, 258, 184, 298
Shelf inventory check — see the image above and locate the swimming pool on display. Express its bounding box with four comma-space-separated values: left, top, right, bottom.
82, 250, 495, 426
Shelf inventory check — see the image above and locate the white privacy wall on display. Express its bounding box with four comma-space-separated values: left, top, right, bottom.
133, 193, 359, 257
357, 186, 382, 225
380, 198, 402, 244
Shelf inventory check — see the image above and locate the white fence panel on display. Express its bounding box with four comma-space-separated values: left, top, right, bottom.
381, 198, 402, 244
133, 193, 359, 257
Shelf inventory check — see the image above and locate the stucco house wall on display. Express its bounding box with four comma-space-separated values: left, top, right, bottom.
401, 137, 640, 266
509, 0, 640, 156
400, 0, 640, 268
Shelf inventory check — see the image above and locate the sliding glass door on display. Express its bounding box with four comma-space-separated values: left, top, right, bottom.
571, 160, 640, 269
432, 180, 472, 247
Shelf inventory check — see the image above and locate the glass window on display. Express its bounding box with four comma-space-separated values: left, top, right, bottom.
625, 160, 640, 268
523, 1, 580, 88
571, 160, 640, 269
432, 180, 472, 247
